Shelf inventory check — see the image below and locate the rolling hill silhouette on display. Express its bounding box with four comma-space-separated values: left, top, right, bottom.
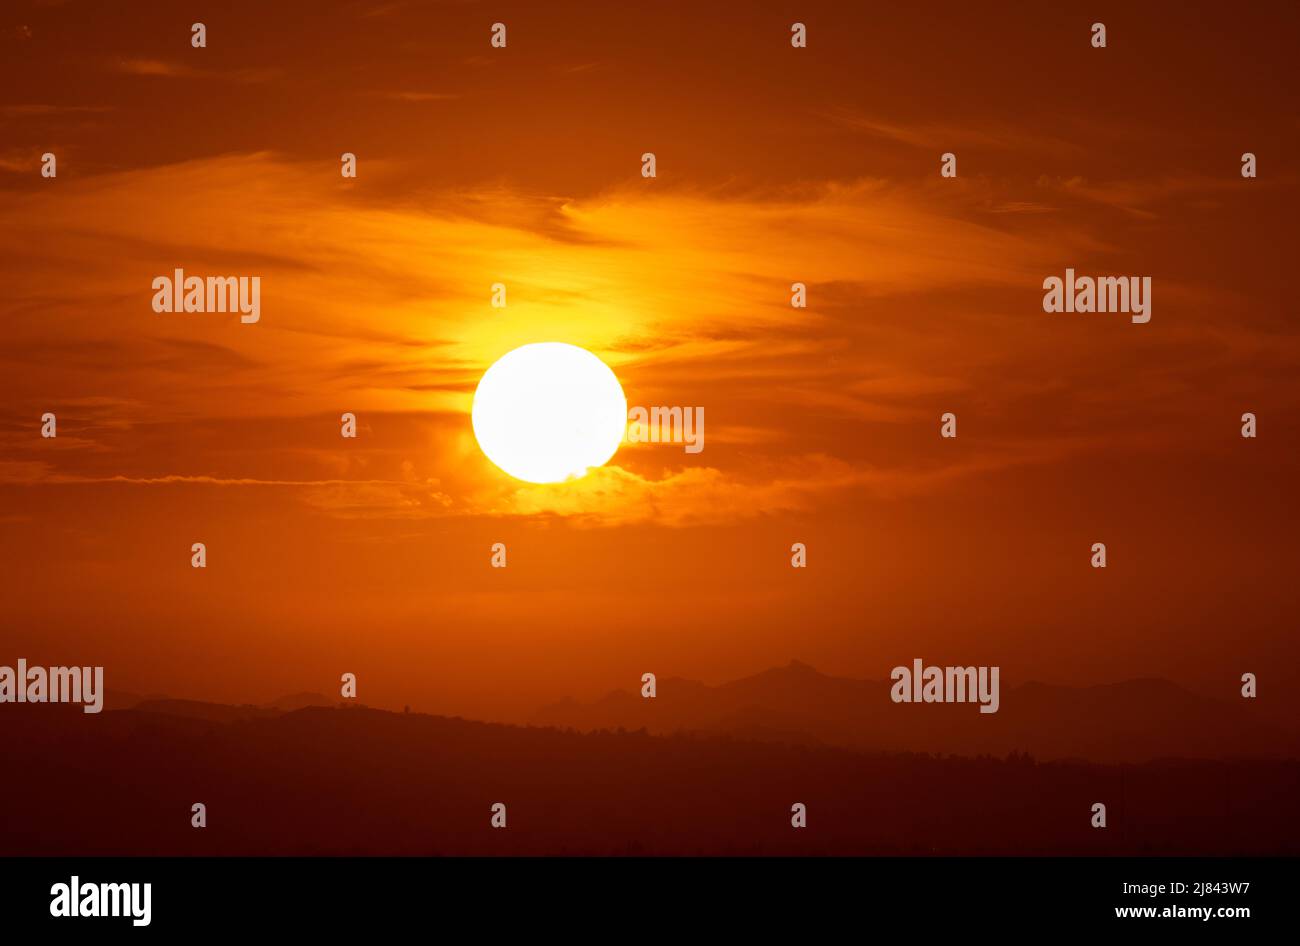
121, 693, 338, 723
1, 698, 1297, 856
533, 661, 1298, 763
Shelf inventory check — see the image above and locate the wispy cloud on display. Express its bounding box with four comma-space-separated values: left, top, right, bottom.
3, 151, 1293, 527
378, 90, 460, 102
818, 106, 1084, 157
110, 58, 279, 83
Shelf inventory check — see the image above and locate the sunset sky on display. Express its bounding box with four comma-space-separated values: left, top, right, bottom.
2, 0, 1297, 723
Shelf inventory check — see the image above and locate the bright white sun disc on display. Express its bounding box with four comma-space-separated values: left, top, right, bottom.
472, 343, 627, 484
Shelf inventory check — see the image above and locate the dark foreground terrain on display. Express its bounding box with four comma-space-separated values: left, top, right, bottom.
2, 699, 1297, 855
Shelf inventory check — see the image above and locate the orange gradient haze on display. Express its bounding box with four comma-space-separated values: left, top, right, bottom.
1, 0, 1298, 732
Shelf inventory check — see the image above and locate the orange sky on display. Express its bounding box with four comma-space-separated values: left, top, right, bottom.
2, 0, 1298, 722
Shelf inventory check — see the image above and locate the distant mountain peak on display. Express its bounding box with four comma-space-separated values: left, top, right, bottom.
532, 661, 1299, 764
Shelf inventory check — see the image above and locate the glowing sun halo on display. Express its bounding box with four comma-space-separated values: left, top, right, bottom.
471, 342, 628, 484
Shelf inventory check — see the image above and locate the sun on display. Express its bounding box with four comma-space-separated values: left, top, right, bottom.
471, 342, 628, 484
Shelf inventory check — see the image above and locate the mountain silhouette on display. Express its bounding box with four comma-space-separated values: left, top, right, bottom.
262, 692, 334, 711
2, 698, 1296, 856
533, 661, 1298, 763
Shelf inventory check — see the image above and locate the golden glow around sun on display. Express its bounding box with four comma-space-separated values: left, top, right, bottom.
471, 343, 628, 484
